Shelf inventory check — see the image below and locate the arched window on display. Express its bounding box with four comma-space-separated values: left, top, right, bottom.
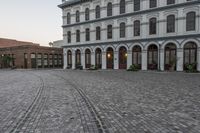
134, 20, 140, 36
119, 46, 127, 69
165, 43, 176, 70
132, 45, 142, 69
167, 15, 175, 33
107, 25, 112, 39
76, 10, 80, 22
149, 18, 157, 35
134, 0, 140, 11
85, 49, 91, 68
120, 22, 126, 38
150, 0, 157, 8
96, 27, 101, 40
107, 3, 112, 17
95, 5, 101, 19
106, 47, 114, 69
76, 30, 80, 42
148, 45, 158, 70
85, 28, 90, 41
85, 8, 90, 21
75, 50, 81, 67
120, 0, 126, 14
95, 48, 102, 69
67, 13, 71, 24
67, 50, 72, 68
186, 12, 196, 31
167, 0, 175, 5
67, 31, 71, 43
184, 42, 197, 70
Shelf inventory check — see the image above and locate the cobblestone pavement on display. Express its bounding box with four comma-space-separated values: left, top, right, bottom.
0, 69, 200, 133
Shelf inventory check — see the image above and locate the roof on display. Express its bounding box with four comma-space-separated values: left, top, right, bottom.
0, 38, 40, 48
58, 0, 91, 9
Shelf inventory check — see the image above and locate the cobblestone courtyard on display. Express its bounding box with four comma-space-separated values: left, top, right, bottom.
0, 70, 200, 133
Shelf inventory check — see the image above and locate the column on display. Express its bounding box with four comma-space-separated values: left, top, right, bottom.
91, 52, 95, 66
197, 48, 200, 71
142, 50, 147, 70
127, 50, 132, 69
160, 49, 165, 71
114, 51, 119, 69
176, 48, 183, 71
102, 52, 106, 69
81, 52, 85, 69
72, 51, 75, 69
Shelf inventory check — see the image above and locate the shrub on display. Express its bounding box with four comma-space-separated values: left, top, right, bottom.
186, 63, 198, 73
88, 64, 98, 70
127, 64, 139, 71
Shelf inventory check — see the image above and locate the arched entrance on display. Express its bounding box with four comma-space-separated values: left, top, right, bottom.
165, 43, 177, 70
119, 46, 127, 69
184, 42, 197, 70
85, 49, 91, 68
75, 49, 81, 68
67, 50, 72, 68
106, 47, 114, 69
31, 53, 36, 68
148, 44, 158, 70
132, 45, 142, 69
95, 48, 102, 69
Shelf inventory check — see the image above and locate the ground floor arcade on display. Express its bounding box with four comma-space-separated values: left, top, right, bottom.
63, 39, 200, 71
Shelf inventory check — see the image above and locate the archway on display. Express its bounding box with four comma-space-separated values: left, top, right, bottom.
164, 43, 177, 70
75, 49, 81, 68
118, 46, 127, 69
85, 49, 91, 68
95, 48, 102, 69
184, 42, 197, 70
106, 47, 114, 69
148, 44, 158, 70
67, 50, 72, 68
132, 45, 142, 69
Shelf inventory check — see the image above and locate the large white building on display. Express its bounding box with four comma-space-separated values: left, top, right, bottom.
59, 0, 200, 71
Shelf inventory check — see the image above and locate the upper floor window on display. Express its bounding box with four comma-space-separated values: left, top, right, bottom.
134, 0, 140, 11
120, 0, 126, 14
96, 5, 101, 19
150, 0, 157, 8
134, 20, 140, 36
120, 22, 126, 38
76, 30, 80, 42
76, 11, 80, 22
107, 25, 113, 39
96, 27, 101, 40
67, 13, 71, 24
167, 15, 175, 33
67, 31, 71, 43
149, 18, 157, 35
186, 12, 196, 31
167, 0, 175, 5
85, 8, 90, 21
85, 28, 90, 41
107, 3, 112, 17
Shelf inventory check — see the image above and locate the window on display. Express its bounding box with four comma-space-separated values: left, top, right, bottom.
85, 28, 90, 41
67, 13, 71, 24
120, 22, 126, 38
134, 0, 140, 11
95, 6, 101, 19
96, 27, 101, 40
167, 0, 175, 5
107, 3, 112, 17
186, 12, 196, 31
149, 18, 157, 35
107, 25, 112, 39
150, 0, 157, 8
76, 10, 80, 22
67, 31, 71, 43
134, 20, 140, 36
120, 0, 125, 14
167, 15, 175, 33
76, 30, 80, 42
85, 8, 90, 21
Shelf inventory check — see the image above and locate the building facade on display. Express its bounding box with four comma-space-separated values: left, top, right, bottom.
0, 38, 63, 69
59, 0, 200, 71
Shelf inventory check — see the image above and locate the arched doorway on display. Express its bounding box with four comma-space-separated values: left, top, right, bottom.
132, 45, 142, 69
85, 49, 91, 68
148, 44, 158, 70
31, 53, 36, 68
106, 47, 114, 69
184, 42, 197, 70
75, 49, 81, 68
67, 50, 72, 68
95, 48, 102, 69
165, 43, 176, 70
119, 46, 127, 69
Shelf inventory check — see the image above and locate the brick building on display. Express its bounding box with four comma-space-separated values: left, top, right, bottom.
0, 38, 63, 69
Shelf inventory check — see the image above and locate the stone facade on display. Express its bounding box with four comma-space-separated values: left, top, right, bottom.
59, 0, 200, 71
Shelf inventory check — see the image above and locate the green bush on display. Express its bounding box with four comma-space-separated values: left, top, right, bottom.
186, 63, 198, 73
88, 64, 98, 70
127, 64, 139, 71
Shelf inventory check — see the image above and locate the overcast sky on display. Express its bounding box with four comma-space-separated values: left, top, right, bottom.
0, 0, 63, 46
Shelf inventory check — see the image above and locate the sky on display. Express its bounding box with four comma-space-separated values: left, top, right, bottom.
0, 0, 63, 46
